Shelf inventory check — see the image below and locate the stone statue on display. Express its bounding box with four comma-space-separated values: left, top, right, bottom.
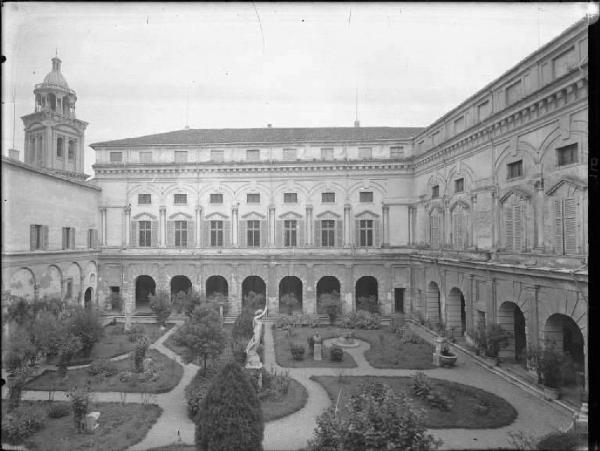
313, 332, 322, 361
245, 305, 268, 370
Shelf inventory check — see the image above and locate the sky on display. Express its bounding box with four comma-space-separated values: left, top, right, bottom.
2, 2, 594, 176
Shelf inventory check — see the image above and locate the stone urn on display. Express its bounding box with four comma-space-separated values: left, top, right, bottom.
439, 352, 457, 367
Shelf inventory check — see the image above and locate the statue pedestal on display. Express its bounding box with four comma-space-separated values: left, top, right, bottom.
433, 337, 447, 367
313, 343, 322, 361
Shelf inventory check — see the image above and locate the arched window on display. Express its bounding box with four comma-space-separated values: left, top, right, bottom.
452, 204, 468, 250
429, 208, 442, 249
56, 137, 64, 158
68, 140, 76, 160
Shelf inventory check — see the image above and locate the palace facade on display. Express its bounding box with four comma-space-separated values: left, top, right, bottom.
2, 20, 588, 382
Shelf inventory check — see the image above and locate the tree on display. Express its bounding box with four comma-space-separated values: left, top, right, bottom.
243, 291, 265, 311
184, 291, 205, 317
56, 330, 83, 377
195, 362, 264, 451
308, 382, 442, 451
68, 306, 104, 357
149, 289, 172, 326
232, 307, 255, 341
356, 295, 379, 313
3, 326, 37, 371
280, 293, 299, 315
5, 296, 34, 327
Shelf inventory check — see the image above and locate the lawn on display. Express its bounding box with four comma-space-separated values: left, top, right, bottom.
312, 375, 517, 429
261, 377, 308, 422
163, 324, 233, 361
25, 349, 183, 393
2, 401, 162, 451
272, 326, 357, 368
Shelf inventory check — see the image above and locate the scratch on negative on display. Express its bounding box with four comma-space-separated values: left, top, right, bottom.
252, 2, 265, 53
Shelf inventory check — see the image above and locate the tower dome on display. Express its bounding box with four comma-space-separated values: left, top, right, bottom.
41, 57, 70, 90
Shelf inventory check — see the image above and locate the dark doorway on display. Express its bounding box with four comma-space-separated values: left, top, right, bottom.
206, 276, 228, 301
171, 276, 192, 298
135, 275, 156, 311
84, 287, 92, 309
279, 276, 303, 314
514, 307, 526, 361
242, 276, 266, 310
394, 288, 405, 313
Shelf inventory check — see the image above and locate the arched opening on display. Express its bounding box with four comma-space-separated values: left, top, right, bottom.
447, 287, 466, 336
135, 275, 156, 312
206, 276, 228, 302
355, 276, 378, 313
279, 276, 303, 314
316, 276, 341, 314
171, 276, 192, 298
84, 287, 93, 309
426, 282, 442, 326
544, 313, 585, 386
242, 276, 266, 310
48, 93, 56, 111
498, 301, 527, 362
9, 268, 36, 301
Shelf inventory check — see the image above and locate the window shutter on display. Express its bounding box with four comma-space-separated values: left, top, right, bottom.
553, 199, 564, 254
336, 220, 343, 247
504, 204, 513, 251
62, 227, 67, 249
298, 220, 305, 247
30, 225, 36, 250
453, 212, 464, 249
151, 221, 158, 247
260, 220, 267, 247
276, 220, 283, 247
430, 213, 440, 248
223, 220, 231, 247
203, 220, 210, 248
188, 221, 195, 248
42, 226, 49, 249
563, 198, 577, 255
314, 220, 322, 247
513, 204, 522, 251
93, 229, 99, 248
70, 228, 75, 249
374, 219, 381, 247
355, 220, 360, 246
130, 221, 138, 247
167, 221, 175, 247
239, 220, 247, 247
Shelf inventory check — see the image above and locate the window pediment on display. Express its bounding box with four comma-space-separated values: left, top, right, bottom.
315, 210, 341, 219
133, 212, 157, 221
278, 211, 303, 220
545, 176, 586, 197
168, 212, 193, 220
241, 211, 266, 220
205, 212, 229, 220
354, 209, 379, 219
499, 187, 531, 204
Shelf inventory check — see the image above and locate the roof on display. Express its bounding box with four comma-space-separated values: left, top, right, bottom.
90, 126, 425, 148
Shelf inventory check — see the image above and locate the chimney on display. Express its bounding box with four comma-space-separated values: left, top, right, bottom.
267, 124, 272, 128
354, 120, 360, 128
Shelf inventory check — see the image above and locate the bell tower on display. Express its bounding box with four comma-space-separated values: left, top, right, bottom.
21, 56, 88, 179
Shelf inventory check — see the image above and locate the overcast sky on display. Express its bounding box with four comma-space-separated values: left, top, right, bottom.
2, 2, 592, 175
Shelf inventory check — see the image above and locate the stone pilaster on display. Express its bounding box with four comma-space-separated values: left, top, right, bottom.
268, 205, 276, 247
305, 205, 313, 246
382, 204, 390, 247
343, 204, 351, 247
124, 206, 131, 247
232, 204, 239, 247
195, 206, 202, 248
159, 206, 166, 248
100, 208, 107, 246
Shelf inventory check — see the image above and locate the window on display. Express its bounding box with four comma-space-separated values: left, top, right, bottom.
139, 221, 152, 247
390, 146, 404, 159
210, 221, 223, 246
30, 224, 46, 250
138, 193, 152, 205
358, 147, 372, 159
360, 191, 373, 203
211, 149, 224, 162
504, 198, 523, 252
321, 192, 335, 203
321, 220, 335, 247
247, 193, 260, 204
62, 227, 75, 249
140, 151, 152, 163
87, 228, 98, 248
507, 160, 523, 179
454, 178, 464, 193
174, 194, 187, 204
68, 140, 76, 160
56, 137, 64, 158
175, 221, 188, 247
417, 140, 424, 152
283, 148, 297, 160
557, 144, 578, 166
321, 148, 334, 160
247, 220, 260, 247
359, 220, 373, 247
506, 80, 522, 106
553, 198, 577, 255
478, 100, 491, 121
284, 192, 298, 203
432, 185, 439, 199
454, 116, 465, 134
284, 220, 297, 247
432, 131, 441, 146
247, 149, 260, 161
210, 193, 223, 204
109, 152, 122, 162
174, 151, 188, 163
65, 279, 73, 299
452, 207, 466, 250
430, 210, 441, 248
553, 47, 575, 79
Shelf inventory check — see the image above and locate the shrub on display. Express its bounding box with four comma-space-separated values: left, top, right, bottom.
280, 293, 300, 315
412, 371, 432, 398
133, 336, 151, 373
149, 290, 172, 326
88, 358, 119, 377
340, 310, 382, 329
67, 385, 90, 433
401, 330, 425, 345
389, 313, 405, 334
56, 332, 83, 377
232, 308, 255, 341
5, 297, 34, 326
537, 430, 580, 450
243, 291, 266, 312
274, 316, 290, 329
47, 403, 71, 419
290, 344, 305, 361
1, 406, 46, 445
356, 294, 379, 313
7, 366, 33, 411
4, 326, 37, 372
195, 362, 264, 451
329, 347, 343, 362
183, 291, 204, 317
484, 322, 511, 358
426, 390, 452, 411
317, 291, 341, 325
68, 306, 104, 357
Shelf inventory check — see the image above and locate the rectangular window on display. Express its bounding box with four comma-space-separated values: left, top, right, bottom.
557, 144, 578, 166
507, 160, 523, 179
247, 193, 260, 204
321, 220, 335, 247
321, 148, 334, 160
360, 191, 373, 203
454, 116, 465, 134
358, 147, 372, 159
210, 193, 223, 204
390, 146, 404, 159
321, 192, 335, 203
478, 100, 491, 121
140, 151, 152, 163
430, 213, 441, 248
139, 221, 152, 247
553, 47, 575, 79
283, 192, 298, 203
554, 198, 577, 255
432, 131, 441, 146
432, 185, 439, 198
359, 219, 373, 247
210, 220, 223, 247
174, 194, 187, 204
68, 140, 76, 160
506, 80, 522, 106
109, 151, 123, 162
62, 227, 75, 249
284, 220, 297, 247
87, 228, 96, 248
211, 149, 224, 162
283, 148, 297, 160
247, 149, 260, 161
247, 220, 260, 247
175, 221, 187, 247
30, 224, 44, 250
56, 137, 64, 158
174, 151, 188, 163
138, 193, 152, 205
454, 178, 464, 193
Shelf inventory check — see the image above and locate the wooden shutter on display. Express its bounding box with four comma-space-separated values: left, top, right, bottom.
336, 220, 343, 247
223, 220, 231, 247
298, 220, 304, 247
453, 212, 464, 249
260, 220, 267, 247
167, 221, 175, 247
30, 225, 36, 250
93, 229, 99, 248
563, 198, 577, 255
430, 213, 440, 248
513, 204, 522, 251
62, 227, 67, 249
356, 220, 362, 246
130, 221, 138, 247
553, 199, 563, 254
373, 220, 380, 247
276, 220, 283, 247
151, 221, 158, 247
42, 226, 48, 249
188, 221, 195, 247
314, 220, 321, 247
504, 204, 513, 251
239, 220, 247, 247
70, 228, 76, 249
203, 220, 210, 247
